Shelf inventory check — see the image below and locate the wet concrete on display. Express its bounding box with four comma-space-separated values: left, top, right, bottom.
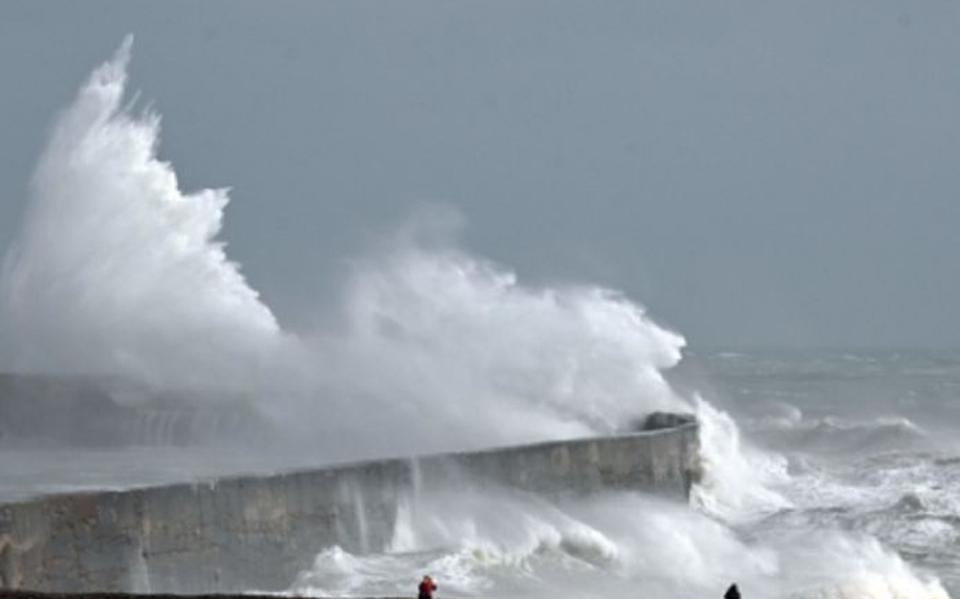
0, 418, 699, 595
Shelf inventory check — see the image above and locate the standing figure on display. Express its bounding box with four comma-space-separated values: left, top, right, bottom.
419, 575, 437, 599
725, 583, 741, 599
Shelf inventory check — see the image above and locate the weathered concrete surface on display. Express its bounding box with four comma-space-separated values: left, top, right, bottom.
0, 419, 699, 594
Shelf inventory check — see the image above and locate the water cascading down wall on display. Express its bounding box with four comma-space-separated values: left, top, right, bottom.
0, 419, 699, 594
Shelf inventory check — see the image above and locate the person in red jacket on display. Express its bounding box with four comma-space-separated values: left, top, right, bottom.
418, 575, 437, 599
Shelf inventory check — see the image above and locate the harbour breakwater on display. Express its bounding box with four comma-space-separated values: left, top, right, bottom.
0, 416, 698, 594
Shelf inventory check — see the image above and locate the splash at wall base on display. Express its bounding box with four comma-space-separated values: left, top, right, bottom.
0, 416, 698, 594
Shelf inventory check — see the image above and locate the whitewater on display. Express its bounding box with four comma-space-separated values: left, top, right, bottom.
0, 39, 954, 599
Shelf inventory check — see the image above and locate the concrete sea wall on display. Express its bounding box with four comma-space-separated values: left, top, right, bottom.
0, 420, 699, 594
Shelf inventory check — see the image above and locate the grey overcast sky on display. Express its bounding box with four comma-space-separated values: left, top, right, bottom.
0, 1, 957, 348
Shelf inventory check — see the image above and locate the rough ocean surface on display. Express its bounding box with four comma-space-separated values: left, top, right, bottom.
281, 350, 960, 599
678, 349, 960, 597
0, 40, 955, 599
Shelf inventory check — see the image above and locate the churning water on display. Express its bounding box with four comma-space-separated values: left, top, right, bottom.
288, 351, 960, 599
1, 40, 957, 599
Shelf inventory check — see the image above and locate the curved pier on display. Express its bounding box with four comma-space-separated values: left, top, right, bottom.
0, 417, 698, 594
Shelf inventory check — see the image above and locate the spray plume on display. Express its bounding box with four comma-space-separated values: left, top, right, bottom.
0, 38, 690, 455
0, 36, 282, 392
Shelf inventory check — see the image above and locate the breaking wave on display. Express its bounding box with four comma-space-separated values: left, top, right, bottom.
0, 36, 282, 393
0, 39, 689, 456
746, 404, 929, 456
290, 490, 949, 599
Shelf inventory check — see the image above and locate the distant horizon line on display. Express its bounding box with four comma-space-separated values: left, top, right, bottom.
685, 345, 960, 353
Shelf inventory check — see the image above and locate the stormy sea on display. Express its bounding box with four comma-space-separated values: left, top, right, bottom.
286, 350, 960, 599
1, 40, 956, 599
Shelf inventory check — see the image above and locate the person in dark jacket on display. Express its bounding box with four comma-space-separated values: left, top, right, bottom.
724, 583, 741, 599
418, 575, 437, 599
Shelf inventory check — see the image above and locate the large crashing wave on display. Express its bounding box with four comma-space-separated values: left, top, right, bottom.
0, 36, 281, 392
0, 38, 689, 452
295, 225, 690, 455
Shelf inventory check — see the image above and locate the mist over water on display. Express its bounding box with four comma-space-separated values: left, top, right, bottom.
0, 40, 954, 599
298, 230, 689, 455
